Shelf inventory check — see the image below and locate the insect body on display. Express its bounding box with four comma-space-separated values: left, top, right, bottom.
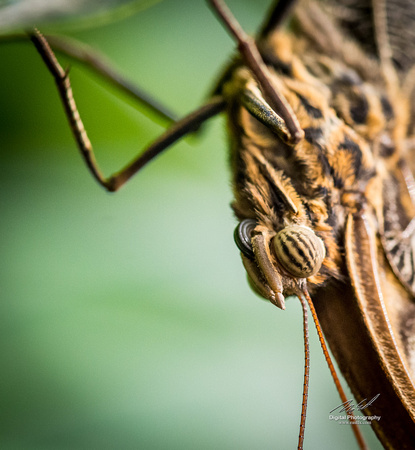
217, 0, 415, 447
225, 27, 377, 300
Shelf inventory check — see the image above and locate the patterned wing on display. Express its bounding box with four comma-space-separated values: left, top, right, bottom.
343, 211, 415, 446
325, 0, 415, 141
325, 0, 415, 73
381, 165, 415, 297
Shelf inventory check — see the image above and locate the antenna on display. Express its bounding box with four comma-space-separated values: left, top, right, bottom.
297, 294, 310, 450
301, 286, 368, 450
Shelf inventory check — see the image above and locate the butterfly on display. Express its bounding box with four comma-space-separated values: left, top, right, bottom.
3, 0, 415, 448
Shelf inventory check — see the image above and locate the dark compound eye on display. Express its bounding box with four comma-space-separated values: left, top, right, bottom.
234, 219, 257, 259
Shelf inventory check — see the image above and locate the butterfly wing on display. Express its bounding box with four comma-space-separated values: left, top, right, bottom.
312, 209, 415, 448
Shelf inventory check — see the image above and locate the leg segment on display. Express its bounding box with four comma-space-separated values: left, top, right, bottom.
30, 29, 225, 192
258, 0, 298, 40
2, 32, 177, 124
207, 0, 303, 144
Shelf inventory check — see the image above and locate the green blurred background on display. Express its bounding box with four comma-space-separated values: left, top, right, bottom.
0, 0, 381, 448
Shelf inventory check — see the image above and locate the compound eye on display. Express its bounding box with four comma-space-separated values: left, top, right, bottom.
272, 226, 325, 278
234, 219, 257, 259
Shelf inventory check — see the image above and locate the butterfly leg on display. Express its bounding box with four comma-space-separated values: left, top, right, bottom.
258, 0, 298, 40
29, 29, 226, 192
3, 32, 177, 124
207, 0, 303, 144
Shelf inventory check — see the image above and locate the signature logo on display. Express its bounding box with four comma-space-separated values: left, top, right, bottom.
328, 394, 381, 425
329, 393, 380, 413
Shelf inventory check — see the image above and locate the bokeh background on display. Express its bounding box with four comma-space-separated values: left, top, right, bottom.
0, 0, 381, 448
